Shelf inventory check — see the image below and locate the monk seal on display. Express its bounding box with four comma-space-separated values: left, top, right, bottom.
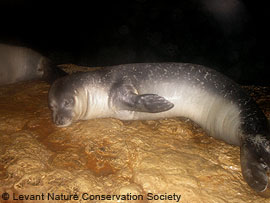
48, 63, 270, 193
0, 43, 67, 85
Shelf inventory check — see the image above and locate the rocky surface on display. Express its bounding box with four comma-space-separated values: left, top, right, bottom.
0, 65, 270, 203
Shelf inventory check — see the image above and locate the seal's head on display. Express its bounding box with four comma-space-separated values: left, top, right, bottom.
48, 76, 76, 127
48, 71, 107, 127
41, 58, 68, 83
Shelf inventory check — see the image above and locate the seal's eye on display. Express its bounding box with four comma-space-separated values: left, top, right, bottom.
63, 98, 74, 108
64, 100, 70, 107
37, 65, 44, 74
37, 67, 43, 72
49, 103, 54, 110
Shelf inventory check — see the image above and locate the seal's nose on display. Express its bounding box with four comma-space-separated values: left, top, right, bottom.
53, 113, 72, 127
54, 114, 65, 126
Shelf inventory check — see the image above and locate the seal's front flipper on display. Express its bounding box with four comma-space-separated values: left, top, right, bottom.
240, 144, 269, 192
111, 82, 174, 113
124, 93, 174, 113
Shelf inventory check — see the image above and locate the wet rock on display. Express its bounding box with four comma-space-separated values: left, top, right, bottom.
0, 64, 270, 202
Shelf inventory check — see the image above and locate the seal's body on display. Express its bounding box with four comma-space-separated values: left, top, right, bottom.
0, 43, 66, 85
48, 63, 270, 193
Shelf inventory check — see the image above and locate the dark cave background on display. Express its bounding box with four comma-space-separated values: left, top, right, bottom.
0, 0, 269, 85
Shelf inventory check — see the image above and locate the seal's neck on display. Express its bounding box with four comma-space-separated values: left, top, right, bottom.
74, 85, 113, 120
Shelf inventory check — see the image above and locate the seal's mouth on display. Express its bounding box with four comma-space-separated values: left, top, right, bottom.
55, 121, 72, 128
53, 114, 73, 127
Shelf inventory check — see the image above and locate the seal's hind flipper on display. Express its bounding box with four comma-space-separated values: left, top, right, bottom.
125, 93, 174, 113
240, 144, 268, 192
